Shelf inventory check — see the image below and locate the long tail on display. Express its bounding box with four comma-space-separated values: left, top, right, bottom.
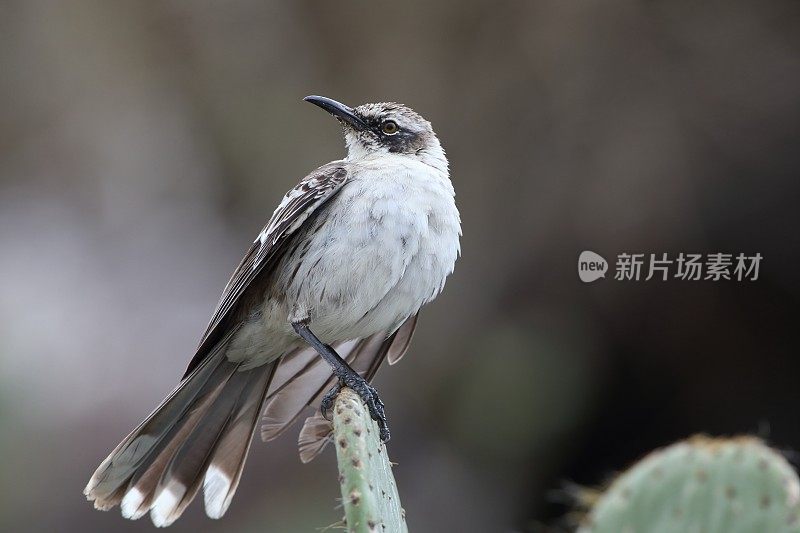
84, 337, 276, 527
84, 314, 417, 526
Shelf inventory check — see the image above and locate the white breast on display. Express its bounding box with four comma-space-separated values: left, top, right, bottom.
287, 155, 461, 343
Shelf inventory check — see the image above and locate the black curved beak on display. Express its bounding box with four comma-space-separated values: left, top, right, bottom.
304, 95, 367, 131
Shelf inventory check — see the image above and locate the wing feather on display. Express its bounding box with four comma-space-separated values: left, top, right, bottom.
183, 164, 349, 377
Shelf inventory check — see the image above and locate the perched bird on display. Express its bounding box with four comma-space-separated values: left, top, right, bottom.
84, 96, 461, 526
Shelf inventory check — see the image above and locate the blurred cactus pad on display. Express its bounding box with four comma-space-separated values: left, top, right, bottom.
577, 435, 800, 533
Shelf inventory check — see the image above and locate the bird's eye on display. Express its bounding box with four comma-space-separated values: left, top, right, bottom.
381, 120, 399, 135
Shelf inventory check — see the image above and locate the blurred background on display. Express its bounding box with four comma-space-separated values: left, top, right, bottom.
1, 1, 799, 531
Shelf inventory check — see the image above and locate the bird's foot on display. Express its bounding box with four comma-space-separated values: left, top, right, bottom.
349, 378, 390, 443
320, 381, 342, 421
322, 374, 390, 442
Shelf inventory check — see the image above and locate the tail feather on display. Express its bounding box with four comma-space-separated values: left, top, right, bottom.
85, 314, 418, 524
268, 339, 357, 394
84, 332, 276, 526
148, 368, 253, 527
297, 412, 336, 463
260, 336, 381, 443
260, 346, 345, 442
84, 335, 235, 508
203, 364, 274, 519
386, 313, 418, 365
120, 372, 233, 520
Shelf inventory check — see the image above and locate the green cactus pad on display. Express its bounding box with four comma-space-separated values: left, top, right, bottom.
331, 388, 408, 533
578, 435, 800, 533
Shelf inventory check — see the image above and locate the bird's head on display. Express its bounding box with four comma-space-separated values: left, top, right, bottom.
304, 95, 446, 171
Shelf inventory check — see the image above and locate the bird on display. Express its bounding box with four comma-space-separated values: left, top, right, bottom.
83, 95, 461, 527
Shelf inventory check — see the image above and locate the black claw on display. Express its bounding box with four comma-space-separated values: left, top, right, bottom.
319, 377, 391, 441
320, 382, 343, 421
345, 378, 391, 442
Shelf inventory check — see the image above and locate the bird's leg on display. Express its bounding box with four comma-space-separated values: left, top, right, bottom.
292, 321, 390, 442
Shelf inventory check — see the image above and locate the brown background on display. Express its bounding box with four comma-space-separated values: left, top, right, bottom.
1, 1, 799, 532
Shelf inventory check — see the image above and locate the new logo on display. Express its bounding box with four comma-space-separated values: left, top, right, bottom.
578, 251, 608, 283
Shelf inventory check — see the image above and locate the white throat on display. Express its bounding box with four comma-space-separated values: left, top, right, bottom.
344, 132, 449, 176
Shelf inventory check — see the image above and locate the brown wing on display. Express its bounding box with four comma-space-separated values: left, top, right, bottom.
183, 163, 349, 377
